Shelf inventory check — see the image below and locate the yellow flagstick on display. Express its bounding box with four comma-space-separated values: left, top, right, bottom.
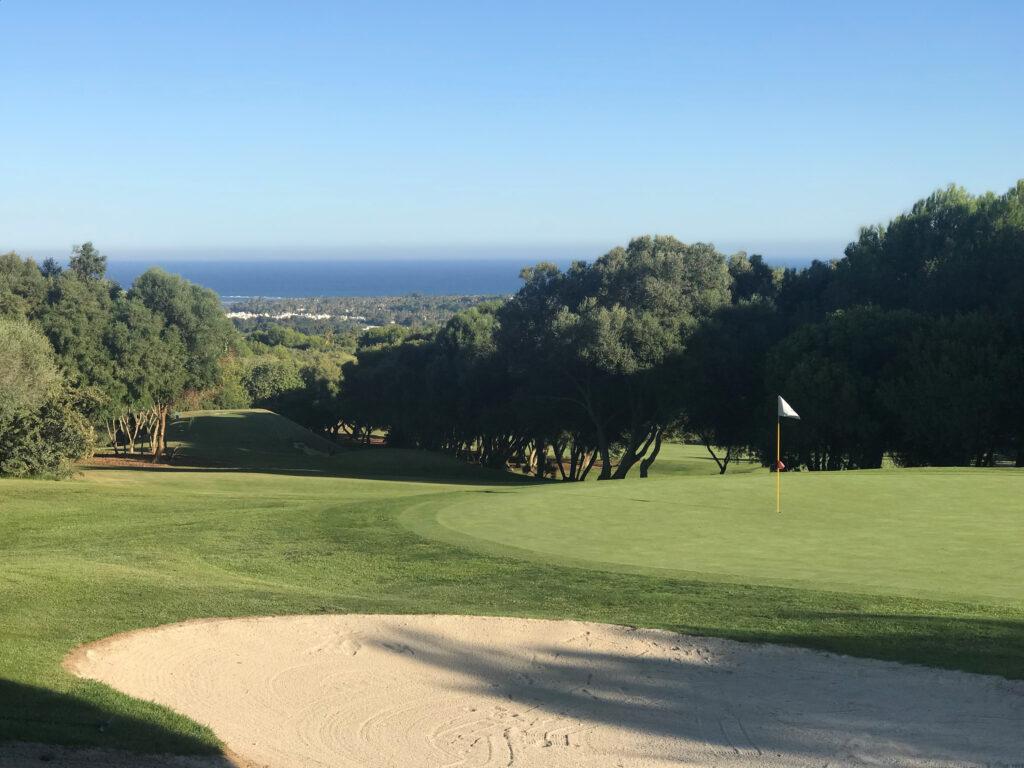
776, 418, 781, 514
775, 396, 800, 514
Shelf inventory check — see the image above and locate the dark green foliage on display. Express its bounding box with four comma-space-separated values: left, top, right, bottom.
766, 308, 919, 470
0, 389, 94, 478
884, 312, 1022, 467
38, 263, 120, 403
341, 236, 732, 478
680, 301, 782, 471
0, 317, 93, 477
679, 180, 1024, 470
726, 252, 782, 304
356, 324, 410, 350
838, 182, 1024, 316
0, 248, 245, 470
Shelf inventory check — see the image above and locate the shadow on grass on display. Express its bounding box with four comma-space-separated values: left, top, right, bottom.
81, 411, 541, 485
0, 679, 228, 760
758, 609, 1024, 679
76, 410, 548, 486
81, 460, 545, 487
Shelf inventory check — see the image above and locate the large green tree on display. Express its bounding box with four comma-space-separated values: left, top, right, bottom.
128, 268, 239, 458
499, 236, 731, 478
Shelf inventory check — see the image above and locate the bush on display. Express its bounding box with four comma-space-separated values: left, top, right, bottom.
0, 390, 95, 478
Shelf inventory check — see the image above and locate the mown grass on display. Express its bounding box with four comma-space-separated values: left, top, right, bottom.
1, 410, 1022, 756
407, 456, 1024, 605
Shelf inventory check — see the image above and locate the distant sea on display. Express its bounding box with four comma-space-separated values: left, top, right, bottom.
105, 259, 547, 303
103, 256, 819, 304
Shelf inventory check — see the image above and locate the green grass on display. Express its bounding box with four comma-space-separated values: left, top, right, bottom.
404, 455, 1024, 605
1, 410, 1022, 757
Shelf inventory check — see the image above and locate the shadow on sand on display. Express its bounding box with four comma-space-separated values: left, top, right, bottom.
361, 621, 1024, 765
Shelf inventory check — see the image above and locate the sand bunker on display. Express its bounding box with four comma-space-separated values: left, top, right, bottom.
65, 614, 1023, 767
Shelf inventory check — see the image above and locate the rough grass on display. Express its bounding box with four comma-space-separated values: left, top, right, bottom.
1, 410, 1021, 756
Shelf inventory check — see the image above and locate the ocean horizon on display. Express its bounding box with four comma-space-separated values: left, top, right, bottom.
92, 256, 821, 302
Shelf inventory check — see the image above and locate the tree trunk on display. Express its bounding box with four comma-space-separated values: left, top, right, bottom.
150, 405, 168, 462
639, 428, 665, 478
612, 425, 657, 479
699, 435, 733, 474
579, 449, 598, 481
597, 442, 612, 479
105, 420, 120, 455
533, 438, 546, 478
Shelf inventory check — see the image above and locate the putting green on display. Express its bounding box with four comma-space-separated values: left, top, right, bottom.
402, 463, 1024, 607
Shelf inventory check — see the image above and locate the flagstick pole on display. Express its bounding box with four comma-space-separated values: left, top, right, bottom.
776, 418, 781, 514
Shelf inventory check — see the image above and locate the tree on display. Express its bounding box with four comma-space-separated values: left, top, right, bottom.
836, 182, 1024, 317
727, 252, 781, 304
0, 252, 47, 318
105, 296, 187, 455
0, 317, 62, 424
38, 261, 119, 391
766, 308, 919, 470
680, 301, 781, 472
499, 236, 731, 478
242, 357, 304, 402
128, 268, 240, 458
39, 257, 63, 278
0, 389, 94, 478
69, 242, 107, 281
884, 312, 1019, 467
0, 318, 92, 478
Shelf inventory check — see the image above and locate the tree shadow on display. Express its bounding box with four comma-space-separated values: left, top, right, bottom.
363, 621, 1024, 765
761, 609, 1024, 679
80, 460, 545, 487
77, 410, 548, 486
0, 679, 231, 762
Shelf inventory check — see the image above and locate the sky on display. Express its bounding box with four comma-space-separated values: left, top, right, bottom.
2, 1, 1022, 262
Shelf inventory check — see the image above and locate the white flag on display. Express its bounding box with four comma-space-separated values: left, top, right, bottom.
778, 396, 800, 420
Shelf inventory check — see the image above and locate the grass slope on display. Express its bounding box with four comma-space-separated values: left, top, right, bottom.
1, 411, 1022, 756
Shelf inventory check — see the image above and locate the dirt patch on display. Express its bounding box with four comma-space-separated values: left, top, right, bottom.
83, 454, 235, 470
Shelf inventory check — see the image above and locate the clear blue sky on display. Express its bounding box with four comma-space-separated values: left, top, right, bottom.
2, 1, 1022, 261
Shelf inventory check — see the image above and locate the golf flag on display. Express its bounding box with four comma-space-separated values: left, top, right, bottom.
778, 396, 800, 420
776, 396, 799, 513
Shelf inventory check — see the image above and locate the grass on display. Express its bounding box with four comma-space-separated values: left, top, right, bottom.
1, 410, 1022, 756
405, 453, 1024, 605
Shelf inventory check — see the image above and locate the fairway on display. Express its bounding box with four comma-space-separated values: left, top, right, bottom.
404, 455, 1024, 606
2, 411, 1023, 761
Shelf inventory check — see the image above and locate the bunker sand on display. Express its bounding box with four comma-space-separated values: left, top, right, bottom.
65, 615, 1024, 767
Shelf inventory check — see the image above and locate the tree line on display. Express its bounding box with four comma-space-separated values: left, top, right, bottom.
0, 245, 352, 475
338, 181, 1024, 476
3, 180, 1022, 478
